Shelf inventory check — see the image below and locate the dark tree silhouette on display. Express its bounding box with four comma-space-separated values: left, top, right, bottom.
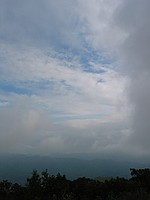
1, 168, 150, 200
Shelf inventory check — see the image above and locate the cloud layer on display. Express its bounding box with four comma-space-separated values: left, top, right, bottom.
0, 0, 149, 158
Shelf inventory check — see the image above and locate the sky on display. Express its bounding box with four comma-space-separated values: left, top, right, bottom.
0, 0, 150, 159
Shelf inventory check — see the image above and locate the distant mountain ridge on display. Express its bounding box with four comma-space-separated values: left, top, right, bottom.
0, 154, 149, 183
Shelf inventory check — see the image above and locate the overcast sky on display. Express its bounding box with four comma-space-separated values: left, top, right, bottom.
0, 0, 150, 158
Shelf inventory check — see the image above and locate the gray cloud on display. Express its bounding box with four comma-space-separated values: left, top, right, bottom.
0, 0, 81, 48
115, 0, 150, 152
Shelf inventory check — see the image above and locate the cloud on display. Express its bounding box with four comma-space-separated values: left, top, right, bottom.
0, 93, 129, 155
0, 0, 135, 157
0, 0, 82, 49
0, 43, 127, 118
113, 0, 150, 153
77, 0, 126, 51
0, 64, 128, 155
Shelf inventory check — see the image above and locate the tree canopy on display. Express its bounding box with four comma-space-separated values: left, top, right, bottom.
0, 168, 150, 200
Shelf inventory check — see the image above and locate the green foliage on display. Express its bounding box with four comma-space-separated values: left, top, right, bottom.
0, 168, 150, 200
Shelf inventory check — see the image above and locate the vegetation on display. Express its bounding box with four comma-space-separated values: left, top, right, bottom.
0, 168, 150, 200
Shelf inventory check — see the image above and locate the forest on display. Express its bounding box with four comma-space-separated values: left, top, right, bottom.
0, 168, 150, 200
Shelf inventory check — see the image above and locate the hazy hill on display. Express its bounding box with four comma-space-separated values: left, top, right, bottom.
0, 154, 149, 183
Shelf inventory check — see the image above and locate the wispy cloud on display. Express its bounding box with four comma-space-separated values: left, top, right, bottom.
0, 44, 127, 119
0, 0, 140, 157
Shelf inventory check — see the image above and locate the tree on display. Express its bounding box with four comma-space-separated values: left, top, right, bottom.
26, 170, 42, 199
0, 180, 12, 199
130, 168, 150, 192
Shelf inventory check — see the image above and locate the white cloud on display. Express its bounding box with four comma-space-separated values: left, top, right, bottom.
0, 0, 135, 156
1, 44, 128, 118
0, 92, 127, 155
77, 0, 126, 51
0, 42, 129, 155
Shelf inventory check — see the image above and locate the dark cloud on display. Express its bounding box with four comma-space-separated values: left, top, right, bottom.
115, 0, 150, 151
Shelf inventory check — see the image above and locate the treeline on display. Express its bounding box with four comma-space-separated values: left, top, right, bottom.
0, 168, 150, 200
